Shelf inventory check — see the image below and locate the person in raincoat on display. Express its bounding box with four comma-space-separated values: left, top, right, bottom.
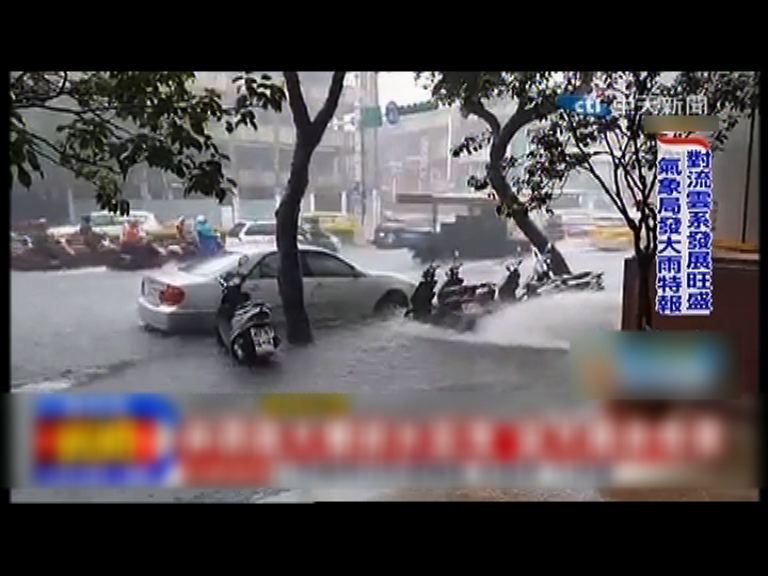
175, 216, 187, 241
121, 219, 145, 246
194, 215, 222, 256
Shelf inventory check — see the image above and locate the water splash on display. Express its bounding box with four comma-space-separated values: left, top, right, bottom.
393, 290, 621, 351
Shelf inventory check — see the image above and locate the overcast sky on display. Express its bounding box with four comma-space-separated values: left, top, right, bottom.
377, 72, 432, 107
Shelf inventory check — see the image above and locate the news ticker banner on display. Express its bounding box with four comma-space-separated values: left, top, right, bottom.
655, 134, 713, 317
8, 388, 756, 491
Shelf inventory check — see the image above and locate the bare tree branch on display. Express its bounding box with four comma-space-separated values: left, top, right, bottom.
492, 103, 552, 165
603, 131, 632, 219
492, 71, 595, 166
604, 130, 642, 209
27, 131, 121, 176
54, 71, 69, 100
463, 101, 500, 135
16, 103, 81, 115
14, 103, 134, 138
283, 71, 311, 131
311, 71, 346, 141
12, 72, 72, 109
565, 113, 633, 228
646, 170, 658, 200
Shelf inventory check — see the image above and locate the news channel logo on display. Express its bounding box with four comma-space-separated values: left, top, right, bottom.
557, 91, 709, 118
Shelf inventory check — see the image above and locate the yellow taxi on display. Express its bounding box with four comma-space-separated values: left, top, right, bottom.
302, 212, 359, 244
588, 217, 634, 251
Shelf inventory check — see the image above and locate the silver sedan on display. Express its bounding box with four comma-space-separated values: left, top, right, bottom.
137, 245, 415, 333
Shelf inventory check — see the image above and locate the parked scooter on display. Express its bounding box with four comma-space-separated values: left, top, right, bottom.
504, 245, 605, 302
437, 258, 496, 310
497, 258, 523, 302
406, 262, 440, 320
215, 256, 280, 365
405, 259, 490, 332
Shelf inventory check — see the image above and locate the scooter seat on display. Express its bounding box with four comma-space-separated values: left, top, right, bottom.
564, 271, 592, 281
440, 285, 466, 297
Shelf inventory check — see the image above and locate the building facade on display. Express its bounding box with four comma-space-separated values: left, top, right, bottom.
375, 101, 529, 220
196, 71, 370, 218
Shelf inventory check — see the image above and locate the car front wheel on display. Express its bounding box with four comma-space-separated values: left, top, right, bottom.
374, 290, 409, 317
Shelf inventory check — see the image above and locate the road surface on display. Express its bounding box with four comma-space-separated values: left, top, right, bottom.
12, 241, 629, 502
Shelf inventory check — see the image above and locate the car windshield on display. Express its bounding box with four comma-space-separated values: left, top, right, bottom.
179, 251, 243, 276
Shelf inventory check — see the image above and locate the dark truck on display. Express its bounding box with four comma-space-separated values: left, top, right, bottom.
410, 205, 532, 263
373, 217, 434, 250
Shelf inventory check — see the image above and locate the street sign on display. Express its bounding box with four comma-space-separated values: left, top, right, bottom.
385, 101, 400, 125
399, 100, 439, 116
360, 106, 383, 128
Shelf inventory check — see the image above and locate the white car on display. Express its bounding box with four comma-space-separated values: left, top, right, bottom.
137, 245, 415, 333
225, 220, 279, 248
48, 210, 162, 239
225, 219, 342, 253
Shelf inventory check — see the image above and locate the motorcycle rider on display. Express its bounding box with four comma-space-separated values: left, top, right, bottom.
28, 219, 62, 261
175, 216, 187, 241
79, 214, 108, 253
121, 219, 145, 246
498, 260, 522, 301
195, 215, 222, 257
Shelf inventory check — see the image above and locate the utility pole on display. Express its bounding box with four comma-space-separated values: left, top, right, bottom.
446, 110, 453, 187
372, 72, 379, 192
357, 73, 367, 231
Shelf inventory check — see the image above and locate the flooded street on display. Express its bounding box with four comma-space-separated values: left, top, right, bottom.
12, 241, 630, 502
11, 241, 626, 395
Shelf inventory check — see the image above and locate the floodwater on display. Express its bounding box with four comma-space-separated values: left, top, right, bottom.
11, 240, 636, 502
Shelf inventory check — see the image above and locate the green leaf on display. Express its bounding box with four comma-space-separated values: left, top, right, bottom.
190, 120, 205, 137
17, 165, 32, 188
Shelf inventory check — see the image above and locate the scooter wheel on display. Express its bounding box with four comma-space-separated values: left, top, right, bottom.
231, 333, 256, 364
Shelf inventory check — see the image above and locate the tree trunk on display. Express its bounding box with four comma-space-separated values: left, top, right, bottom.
276, 144, 313, 345
277, 71, 345, 345
636, 250, 653, 330
487, 165, 572, 275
